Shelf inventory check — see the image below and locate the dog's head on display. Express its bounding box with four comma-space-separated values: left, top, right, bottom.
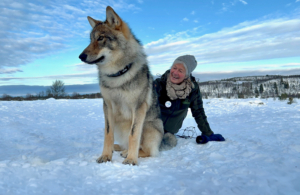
79, 6, 135, 67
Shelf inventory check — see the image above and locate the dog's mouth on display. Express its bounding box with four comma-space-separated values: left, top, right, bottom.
89, 56, 105, 64
79, 53, 105, 64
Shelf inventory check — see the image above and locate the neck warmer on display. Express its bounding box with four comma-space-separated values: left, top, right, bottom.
166, 74, 193, 100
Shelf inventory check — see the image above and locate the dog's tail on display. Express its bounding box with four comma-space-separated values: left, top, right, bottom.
159, 132, 177, 151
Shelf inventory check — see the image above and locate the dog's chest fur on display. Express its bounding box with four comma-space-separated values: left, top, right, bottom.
101, 84, 150, 119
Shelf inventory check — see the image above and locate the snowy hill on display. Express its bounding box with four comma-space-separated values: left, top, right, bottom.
199, 75, 300, 99
0, 98, 300, 194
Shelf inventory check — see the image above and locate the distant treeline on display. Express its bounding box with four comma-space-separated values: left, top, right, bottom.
1, 92, 102, 101
0, 80, 102, 101
1, 75, 300, 101
199, 75, 300, 99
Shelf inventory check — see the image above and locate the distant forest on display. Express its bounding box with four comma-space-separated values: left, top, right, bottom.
1, 75, 300, 101
198, 74, 300, 99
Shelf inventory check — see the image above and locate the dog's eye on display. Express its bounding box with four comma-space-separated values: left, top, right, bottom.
98, 36, 104, 41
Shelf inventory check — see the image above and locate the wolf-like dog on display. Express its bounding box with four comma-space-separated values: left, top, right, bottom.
79, 6, 175, 165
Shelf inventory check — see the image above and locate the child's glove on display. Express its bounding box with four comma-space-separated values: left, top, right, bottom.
196, 133, 225, 144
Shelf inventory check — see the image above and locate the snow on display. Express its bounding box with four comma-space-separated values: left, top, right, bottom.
0, 98, 300, 194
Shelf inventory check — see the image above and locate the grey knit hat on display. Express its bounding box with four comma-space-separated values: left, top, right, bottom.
172, 55, 197, 77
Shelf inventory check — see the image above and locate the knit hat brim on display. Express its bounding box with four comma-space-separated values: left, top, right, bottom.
172, 55, 197, 77
172, 60, 189, 77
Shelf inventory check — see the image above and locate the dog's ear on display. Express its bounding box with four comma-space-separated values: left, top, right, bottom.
87, 16, 99, 28
106, 6, 130, 39
106, 6, 122, 28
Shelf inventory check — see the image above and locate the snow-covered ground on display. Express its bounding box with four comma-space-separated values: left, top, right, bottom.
0, 98, 299, 194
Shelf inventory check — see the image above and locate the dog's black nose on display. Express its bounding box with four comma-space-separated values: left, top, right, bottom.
79, 53, 87, 61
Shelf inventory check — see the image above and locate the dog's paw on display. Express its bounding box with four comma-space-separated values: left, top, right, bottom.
96, 155, 111, 163
120, 150, 128, 158
122, 158, 137, 166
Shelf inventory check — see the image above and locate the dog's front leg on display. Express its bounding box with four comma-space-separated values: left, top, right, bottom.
123, 102, 148, 165
97, 101, 114, 163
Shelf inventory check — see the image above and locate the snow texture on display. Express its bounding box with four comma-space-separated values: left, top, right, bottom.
0, 98, 300, 194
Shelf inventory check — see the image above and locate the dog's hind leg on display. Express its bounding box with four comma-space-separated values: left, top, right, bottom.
120, 150, 128, 158
138, 149, 150, 158
122, 102, 148, 165
120, 149, 148, 158
97, 101, 114, 163
114, 144, 123, 151
139, 120, 164, 158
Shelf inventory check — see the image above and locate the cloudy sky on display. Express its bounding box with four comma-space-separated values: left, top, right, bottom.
1, 0, 300, 90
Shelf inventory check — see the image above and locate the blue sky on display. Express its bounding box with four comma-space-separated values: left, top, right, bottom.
1, 0, 300, 90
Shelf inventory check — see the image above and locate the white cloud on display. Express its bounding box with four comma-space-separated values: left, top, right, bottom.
220, 0, 248, 12
182, 17, 189, 22
0, 0, 140, 69
286, 3, 292, 7
191, 11, 195, 15
0, 68, 23, 74
221, 3, 229, 12
239, 0, 248, 5
0, 71, 98, 84
194, 20, 199, 23
145, 18, 300, 69
296, 0, 300, 2
63, 5, 86, 14
137, 0, 143, 3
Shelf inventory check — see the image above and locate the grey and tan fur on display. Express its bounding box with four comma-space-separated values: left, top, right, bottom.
79, 6, 176, 165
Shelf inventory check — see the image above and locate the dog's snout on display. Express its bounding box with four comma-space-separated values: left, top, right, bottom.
79, 53, 87, 61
